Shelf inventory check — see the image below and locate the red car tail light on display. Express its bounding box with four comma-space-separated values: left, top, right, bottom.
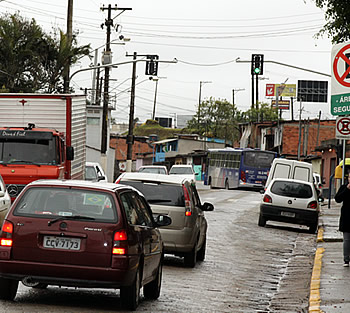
0, 221, 13, 247
240, 171, 246, 183
307, 201, 318, 209
182, 184, 192, 216
113, 230, 128, 255
263, 194, 272, 203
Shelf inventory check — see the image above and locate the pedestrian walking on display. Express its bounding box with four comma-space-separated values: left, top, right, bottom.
335, 168, 350, 267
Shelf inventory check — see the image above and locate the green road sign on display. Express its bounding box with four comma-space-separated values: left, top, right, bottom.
331, 93, 350, 115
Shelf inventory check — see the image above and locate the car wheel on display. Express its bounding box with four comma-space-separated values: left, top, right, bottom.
225, 180, 229, 190
197, 236, 206, 262
143, 258, 162, 300
258, 213, 266, 227
0, 278, 18, 300
120, 266, 141, 310
309, 223, 318, 234
184, 242, 197, 268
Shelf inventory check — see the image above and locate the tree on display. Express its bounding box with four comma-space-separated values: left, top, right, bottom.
241, 102, 279, 122
312, 0, 350, 43
0, 13, 90, 93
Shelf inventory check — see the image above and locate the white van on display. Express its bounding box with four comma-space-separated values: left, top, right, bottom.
265, 159, 313, 189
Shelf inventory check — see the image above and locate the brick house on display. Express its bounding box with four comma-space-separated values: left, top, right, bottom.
239, 119, 337, 195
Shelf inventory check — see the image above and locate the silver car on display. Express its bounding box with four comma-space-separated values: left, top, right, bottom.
116, 173, 214, 267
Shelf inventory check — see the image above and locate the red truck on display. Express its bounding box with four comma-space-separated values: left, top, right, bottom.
0, 94, 86, 200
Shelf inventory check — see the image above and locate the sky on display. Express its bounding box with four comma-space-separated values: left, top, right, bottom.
0, 0, 335, 124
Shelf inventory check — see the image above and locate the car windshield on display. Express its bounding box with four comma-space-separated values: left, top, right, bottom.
271, 181, 313, 199
0, 133, 57, 165
120, 181, 185, 206
14, 187, 117, 222
139, 167, 166, 174
169, 167, 193, 175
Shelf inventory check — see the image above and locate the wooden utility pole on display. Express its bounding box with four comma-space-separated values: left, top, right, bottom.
64, 0, 73, 93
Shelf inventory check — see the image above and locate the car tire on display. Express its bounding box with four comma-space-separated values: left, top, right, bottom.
225, 179, 229, 190
184, 242, 197, 268
143, 258, 162, 300
258, 214, 266, 227
309, 223, 318, 234
197, 236, 206, 262
120, 266, 141, 310
0, 278, 18, 300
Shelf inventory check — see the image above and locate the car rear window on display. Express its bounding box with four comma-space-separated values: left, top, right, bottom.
271, 181, 313, 199
169, 167, 193, 175
120, 181, 185, 206
13, 187, 117, 222
139, 167, 166, 174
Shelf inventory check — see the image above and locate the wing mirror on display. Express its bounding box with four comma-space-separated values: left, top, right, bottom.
201, 202, 214, 211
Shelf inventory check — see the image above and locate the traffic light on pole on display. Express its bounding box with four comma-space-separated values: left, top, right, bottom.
251, 54, 264, 75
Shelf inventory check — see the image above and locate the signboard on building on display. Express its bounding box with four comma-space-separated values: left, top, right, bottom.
271, 100, 290, 110
331, 41, 350, 115
265, 84, 296, 97
297, 80, 328, 103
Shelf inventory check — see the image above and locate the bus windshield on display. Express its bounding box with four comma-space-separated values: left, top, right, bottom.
243, 151, 275, 168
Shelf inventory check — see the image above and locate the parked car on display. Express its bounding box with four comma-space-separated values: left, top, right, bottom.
313, 173, 324, 202
85, 162, 108, 182
0, 179, 171, 310
0, 174, 10, 225
258, 178, 319, 233
138, 165, 168, 175
169, 164, 197, 182
116, 172, 214, 267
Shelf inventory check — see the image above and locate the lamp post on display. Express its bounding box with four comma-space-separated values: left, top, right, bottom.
150, 77, 166, 120
198, 81, 212, 125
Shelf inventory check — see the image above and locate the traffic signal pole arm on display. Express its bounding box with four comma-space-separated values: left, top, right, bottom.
69, 58, 178, 83
236, 58, 331, 77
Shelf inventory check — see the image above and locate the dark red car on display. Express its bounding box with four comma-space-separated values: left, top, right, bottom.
0, 179, 171, 310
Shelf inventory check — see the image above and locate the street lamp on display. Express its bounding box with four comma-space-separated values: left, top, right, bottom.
232, 88, 245, 105
198, 81, 212, 125
150, 77, 166, 120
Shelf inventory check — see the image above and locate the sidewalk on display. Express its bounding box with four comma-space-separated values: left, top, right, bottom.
309, 200, 350, 313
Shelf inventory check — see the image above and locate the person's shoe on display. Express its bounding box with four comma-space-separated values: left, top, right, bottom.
344, 262, 349, 267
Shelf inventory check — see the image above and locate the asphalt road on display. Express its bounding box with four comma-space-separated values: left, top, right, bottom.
0, 187, 316, 312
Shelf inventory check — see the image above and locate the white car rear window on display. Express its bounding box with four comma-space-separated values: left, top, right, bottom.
271, 181, 312, 199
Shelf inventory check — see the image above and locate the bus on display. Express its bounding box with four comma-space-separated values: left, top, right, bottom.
205, 148, 277, 189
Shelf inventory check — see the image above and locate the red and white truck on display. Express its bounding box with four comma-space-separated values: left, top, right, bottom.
0, 94, 86, 199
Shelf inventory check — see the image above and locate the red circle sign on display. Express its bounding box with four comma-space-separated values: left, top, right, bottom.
337, 117, 350, 135
333, 44, 350, 87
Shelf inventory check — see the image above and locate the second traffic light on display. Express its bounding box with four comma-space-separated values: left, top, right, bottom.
251, 54, 264, 75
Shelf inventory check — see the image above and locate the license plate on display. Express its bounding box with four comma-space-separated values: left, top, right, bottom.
280, 211, 295, 218
43, 236, 81, 251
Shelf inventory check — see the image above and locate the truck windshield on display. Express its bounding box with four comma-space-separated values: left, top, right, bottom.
0, 138, 57, 165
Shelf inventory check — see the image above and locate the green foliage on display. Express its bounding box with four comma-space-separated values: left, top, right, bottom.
132, 120, 183, 140
0, 13, 90, 93
186, 97, 279, 144
313, 0, 350, 43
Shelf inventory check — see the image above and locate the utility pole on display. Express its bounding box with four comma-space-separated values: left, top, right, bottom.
100, 4, 132, 155
198, 81, 212, 126
152, 78, 159, 120
64, 0, 73, 93
126, 52, 137, 172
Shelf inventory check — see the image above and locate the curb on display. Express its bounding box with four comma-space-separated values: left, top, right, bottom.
309, 226, 325, 313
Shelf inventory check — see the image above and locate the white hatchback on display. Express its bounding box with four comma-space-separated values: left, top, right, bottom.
258, 178, 319, 233
169, 165, 197, 182
0, 174, 11, 226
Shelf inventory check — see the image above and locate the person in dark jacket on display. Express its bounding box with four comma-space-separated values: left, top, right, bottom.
335, 169, 350, 267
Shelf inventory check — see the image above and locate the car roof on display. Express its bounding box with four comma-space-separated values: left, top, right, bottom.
269, 177, 314, 186
119, 172, 191, 184
27, 179, 127, 192
86, 162, 102, 167
139, 165, 166, 168
170, 164, 192, 167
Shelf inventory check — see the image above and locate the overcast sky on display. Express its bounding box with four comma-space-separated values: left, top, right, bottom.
1, 0, 334, 124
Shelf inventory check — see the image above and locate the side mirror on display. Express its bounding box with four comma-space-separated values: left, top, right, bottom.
155, 214, 172, 227
66, 146, 74, 161
201, 202, 214, 211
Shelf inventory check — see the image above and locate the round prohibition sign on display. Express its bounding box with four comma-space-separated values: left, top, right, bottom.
337, 117, 350, 135
333, 44, 350, 87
